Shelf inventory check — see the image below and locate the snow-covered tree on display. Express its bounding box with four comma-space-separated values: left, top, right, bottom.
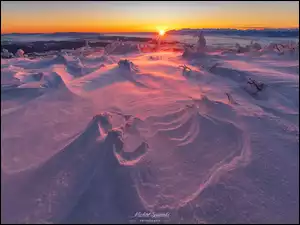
196, 31, 206, 52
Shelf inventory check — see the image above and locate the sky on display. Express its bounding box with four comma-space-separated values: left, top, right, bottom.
1, 1, 299, 34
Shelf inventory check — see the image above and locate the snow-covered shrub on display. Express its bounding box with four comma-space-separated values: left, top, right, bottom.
105, 41, 139, 55
148, 56, 162, 60
104, 42, 117, 55
118, 59, 139, 72
138, 43, 156, 53
85, 40, 89, 48
273, 44, 285, 54
250, 42, 262, 51
179, 64, 192, 76
226, 93, 238, 104
1, 48, 14, 58
262, 42, 292, 55
183, 31, 206, 55
40, 73, 64, 88
245, 78, 265, 95
236, 43, 250, 53
15, 49, 25, 58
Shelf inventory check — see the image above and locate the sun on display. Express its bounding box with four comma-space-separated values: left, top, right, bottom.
159, 29, 165, 36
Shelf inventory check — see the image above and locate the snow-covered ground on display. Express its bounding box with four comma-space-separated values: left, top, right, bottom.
1, 38, 299, 224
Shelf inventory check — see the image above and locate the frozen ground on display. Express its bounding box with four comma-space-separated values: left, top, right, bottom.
1, 37, 299, 224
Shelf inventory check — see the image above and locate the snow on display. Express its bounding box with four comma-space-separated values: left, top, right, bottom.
1, 35, 299, 224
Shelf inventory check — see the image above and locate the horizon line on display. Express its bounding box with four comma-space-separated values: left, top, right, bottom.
2, 27, 299, 35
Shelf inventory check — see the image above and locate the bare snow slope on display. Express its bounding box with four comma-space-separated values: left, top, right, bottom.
1, 43, 299, 224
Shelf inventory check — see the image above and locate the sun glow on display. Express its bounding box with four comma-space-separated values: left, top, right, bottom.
159, 29, 165, 36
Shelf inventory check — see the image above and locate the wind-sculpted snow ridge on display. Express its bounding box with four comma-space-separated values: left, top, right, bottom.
1, 37, 299, 224
1, 104, 248, 224
1, 113, 150, 223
